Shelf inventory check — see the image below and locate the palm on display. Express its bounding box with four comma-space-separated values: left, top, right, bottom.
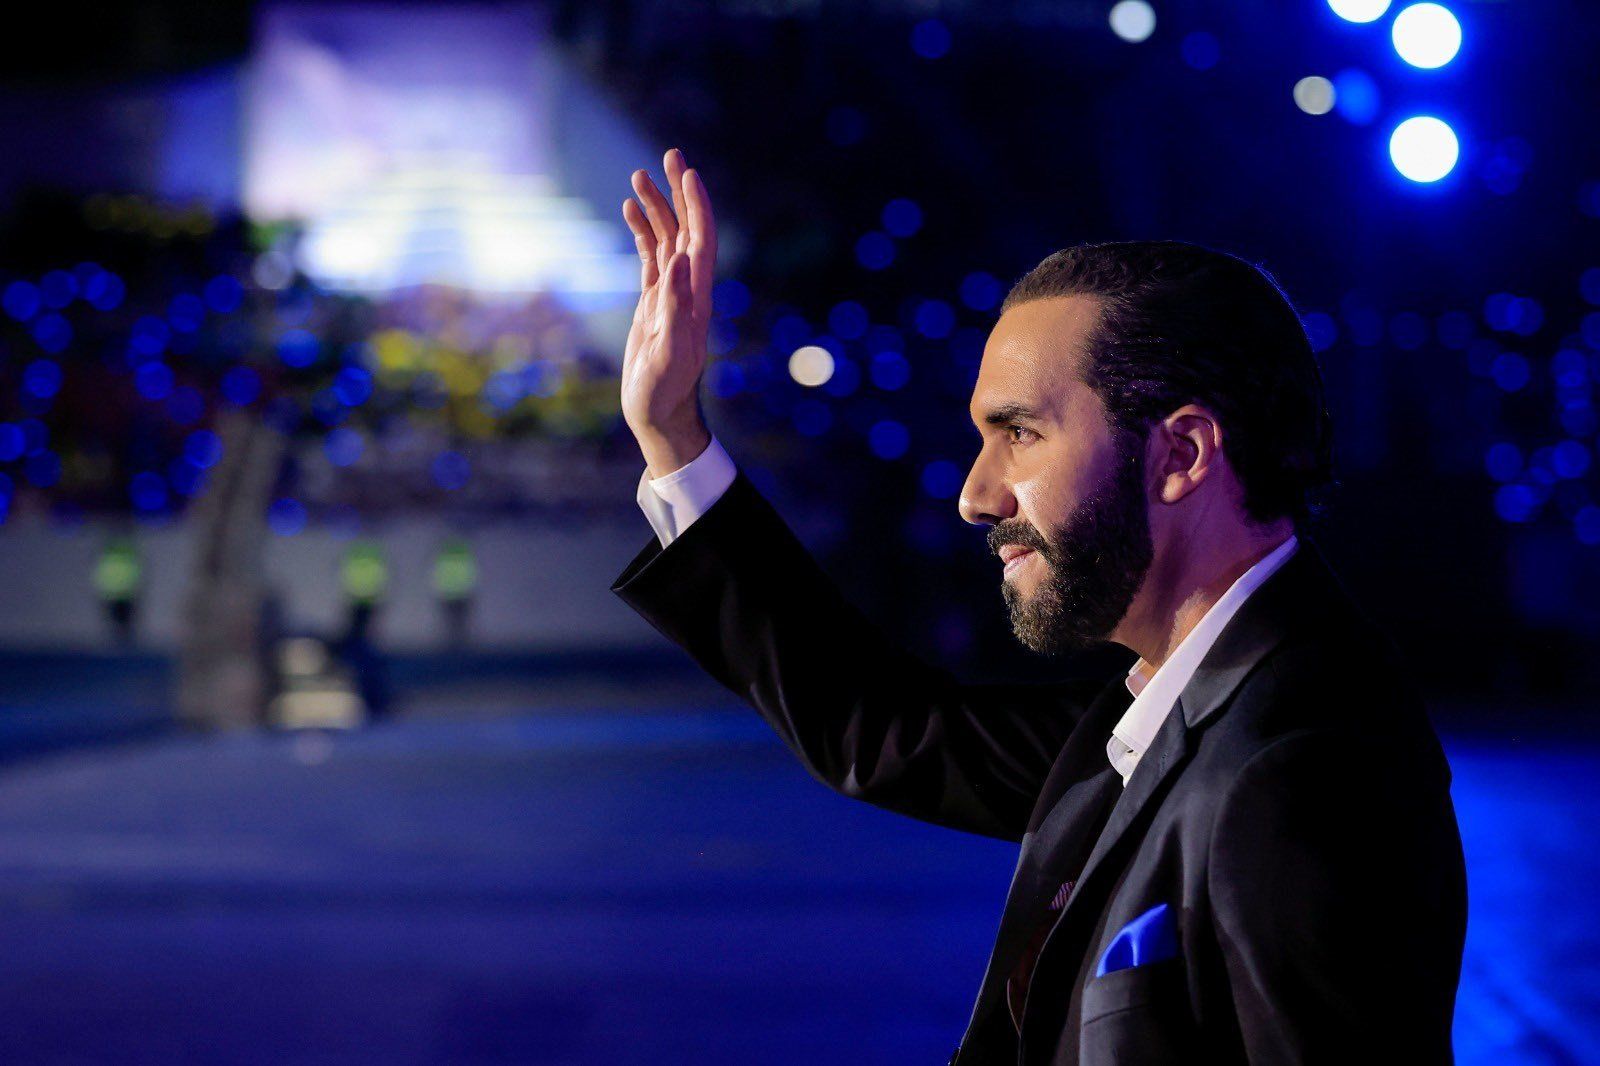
620, 149, 718, 439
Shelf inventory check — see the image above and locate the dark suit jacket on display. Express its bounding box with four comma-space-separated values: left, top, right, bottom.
611, 469, 1468, 1065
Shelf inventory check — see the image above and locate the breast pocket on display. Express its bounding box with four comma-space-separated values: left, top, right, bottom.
1079, 957, 1197, 1066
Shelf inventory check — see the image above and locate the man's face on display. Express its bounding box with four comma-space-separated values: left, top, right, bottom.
961, 295, 1155, 656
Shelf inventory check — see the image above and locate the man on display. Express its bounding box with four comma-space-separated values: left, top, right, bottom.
611, 148, 1467, 1064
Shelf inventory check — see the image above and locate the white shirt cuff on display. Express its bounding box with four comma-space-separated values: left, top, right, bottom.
634, 434, 737, 548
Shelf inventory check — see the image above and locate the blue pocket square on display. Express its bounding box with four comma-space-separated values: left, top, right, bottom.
1095, 902, 1178, 978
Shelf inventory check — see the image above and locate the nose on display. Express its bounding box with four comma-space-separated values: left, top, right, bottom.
958, 452, 1016, 527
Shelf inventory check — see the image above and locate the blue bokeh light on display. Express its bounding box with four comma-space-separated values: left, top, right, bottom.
1389, 116, 1460, 183
911, 19, 951, 59
959, 272, 1003, 312
869, 420, 911, 460
1333, 69, 1380, 126
870, 350, 912, 391
828, 301, 869, 340
134, 361, 175, 401
268, 497, 308, 536
856, 232, 896, 271
432, 451, 471, 490
3, 280, 41, 321
221, 366, 262, 406
882, 199, 923, 238
22, 360, 62, 400
921, 459, 965, 500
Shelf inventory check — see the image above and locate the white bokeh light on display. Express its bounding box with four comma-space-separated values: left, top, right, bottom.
1293, 77, 1337, 116
1389, 116, 1460, 183
788, 345, 835, 387
1392, 3, 1462, 69
1327, 0, 1392, 24
1109, 1, 1157, 44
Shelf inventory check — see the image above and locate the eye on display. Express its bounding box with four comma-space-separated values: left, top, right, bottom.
1007, 424, 1037, 444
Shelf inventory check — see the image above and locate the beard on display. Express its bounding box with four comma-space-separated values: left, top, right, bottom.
993, 431, 1155, 656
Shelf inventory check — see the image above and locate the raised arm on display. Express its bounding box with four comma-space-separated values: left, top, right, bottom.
613, 149, 1097, 840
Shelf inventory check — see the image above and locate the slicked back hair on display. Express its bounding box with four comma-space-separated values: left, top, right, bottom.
1001, 240, 1336, 527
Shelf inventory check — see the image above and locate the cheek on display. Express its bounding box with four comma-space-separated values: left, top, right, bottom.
1013, 451, 1090, 534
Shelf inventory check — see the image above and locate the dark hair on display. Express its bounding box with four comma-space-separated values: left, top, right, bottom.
1001, 240, 1335, 527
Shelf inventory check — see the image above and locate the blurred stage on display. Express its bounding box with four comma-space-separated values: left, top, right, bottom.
0, 656, 1593, 1064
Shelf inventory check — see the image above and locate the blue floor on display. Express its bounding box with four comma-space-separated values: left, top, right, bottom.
0, 700, 1592, 1063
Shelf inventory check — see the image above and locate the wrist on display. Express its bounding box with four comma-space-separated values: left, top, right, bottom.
639, 419, 712, 481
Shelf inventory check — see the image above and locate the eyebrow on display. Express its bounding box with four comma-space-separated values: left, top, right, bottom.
977, 401, 1046, 429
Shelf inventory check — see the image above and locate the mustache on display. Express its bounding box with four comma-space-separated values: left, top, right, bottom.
988, 522, 1049, 558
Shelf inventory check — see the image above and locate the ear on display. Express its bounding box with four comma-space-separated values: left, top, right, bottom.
1151, 403, 1223, 505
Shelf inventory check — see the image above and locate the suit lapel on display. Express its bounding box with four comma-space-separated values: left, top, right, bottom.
1045, 538, 1337, 954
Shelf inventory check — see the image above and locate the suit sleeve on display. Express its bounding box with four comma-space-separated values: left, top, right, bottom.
611, 468, 1098, 842
1208, 727, 1468, 1063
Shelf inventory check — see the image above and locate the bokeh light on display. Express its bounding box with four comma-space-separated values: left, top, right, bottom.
788, 345, 835, 387
1389, 116, 1459, 183
1392, 4, 1462, 69
1108, 1, 1156, 43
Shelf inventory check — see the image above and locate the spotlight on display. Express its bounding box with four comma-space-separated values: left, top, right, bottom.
1392, 3, 1461, 69
1327, 0, 1391, 23
1389, 116, 1459, 182
1293, 77, 1337, 116
1109, 2, 1156, 44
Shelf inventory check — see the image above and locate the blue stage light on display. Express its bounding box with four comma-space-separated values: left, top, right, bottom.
325, 427, 364, 467
169, 293, 206, 333
882, 199, 923, 238
84, 272, 125, 311
1484, 443, 1522, 483
131, 471, 168, 513
1576, 505, 1600, 545
1333, 69, 1380, 125
268, 497, 307, 535
22, 360, 62, 400
333, 365, 374, 406
869, 420, 910, 460
921, 459, 964, 499
1389, 116, 1459, 182
31, 313, 72, 354
959, 272, 1002, 312
1490, 352, 1529, 392
828, 301, 869, 339
911, 19, 951, 59
1109, 1, 1156, 43
856, 232, 895, 271
1553, 441, 1591, 479
431, 451, 471, 490
3, 280, 41, 321
184, 430, 224, 468
870, 351, 911, 391
0, 424, 22, 462
914, 299, 955, 339
277, 329, 319, 368
1493, 483, 1536, 523
1327, 0, 1391, 23
1392, 4, 1461, 69
221, 366, 262, 406
135, 362, 175, 401
39, 270, 77, 309
204, 274, 244, 313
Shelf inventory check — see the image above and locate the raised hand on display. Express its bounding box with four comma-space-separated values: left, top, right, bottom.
621, 147, 718, 480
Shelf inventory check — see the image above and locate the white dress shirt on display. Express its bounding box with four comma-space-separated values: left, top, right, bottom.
1106, 532, 1298, 786
635, 436, 1298, 788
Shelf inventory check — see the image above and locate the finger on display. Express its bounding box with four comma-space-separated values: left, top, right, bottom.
622, 197, 659, 291
661, 251, 695, 338
630, 169, 679, 277
683, 168, 717, 323
664, 148, 690, 257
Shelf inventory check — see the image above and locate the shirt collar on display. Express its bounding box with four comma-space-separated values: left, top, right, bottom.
1107, 533, 1299, 784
